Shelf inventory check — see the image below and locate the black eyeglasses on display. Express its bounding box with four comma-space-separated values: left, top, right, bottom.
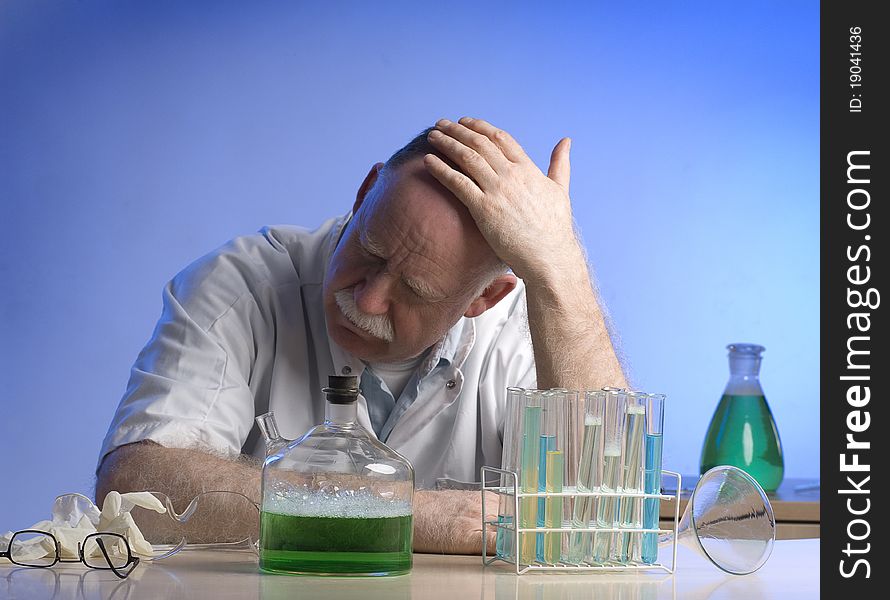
1, 529, 140, 579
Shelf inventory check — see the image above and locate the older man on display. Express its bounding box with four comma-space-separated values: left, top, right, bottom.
96, 117, 627, 553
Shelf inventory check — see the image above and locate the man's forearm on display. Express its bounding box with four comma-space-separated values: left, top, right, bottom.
95, 441, 262, 544
96, 442, 495, 554
525, 244, 628, 391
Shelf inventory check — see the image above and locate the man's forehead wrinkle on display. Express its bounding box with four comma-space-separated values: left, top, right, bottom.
392, 226, 453, 294
369, 192, 453, 261
359, 210, 454, 298
360, 167, 492, 298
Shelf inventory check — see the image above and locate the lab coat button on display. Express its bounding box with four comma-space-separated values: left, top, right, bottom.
341, 366, 352, 374
445, 379, 456, 389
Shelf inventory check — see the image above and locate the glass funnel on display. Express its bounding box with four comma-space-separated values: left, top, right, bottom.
660, 466, 776, 575
259, 375, 415, 576
700, 343, 784, 492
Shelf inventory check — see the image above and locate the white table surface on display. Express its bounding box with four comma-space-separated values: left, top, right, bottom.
1, 538, 819, 599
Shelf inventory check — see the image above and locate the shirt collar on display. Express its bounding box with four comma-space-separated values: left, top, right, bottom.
423, 317, 469, 372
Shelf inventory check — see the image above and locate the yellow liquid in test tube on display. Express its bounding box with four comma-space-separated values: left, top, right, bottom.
520, 406, 542, 564
544, 450, 564, 564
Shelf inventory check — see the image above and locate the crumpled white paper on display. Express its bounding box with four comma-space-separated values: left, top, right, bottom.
1, 491, 166, 563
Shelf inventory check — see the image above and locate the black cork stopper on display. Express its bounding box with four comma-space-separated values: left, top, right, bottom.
323, 375, 360, 405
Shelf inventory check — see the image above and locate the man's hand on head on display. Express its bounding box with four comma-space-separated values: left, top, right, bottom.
423, 116, 628, 391
422, 117, 583, 283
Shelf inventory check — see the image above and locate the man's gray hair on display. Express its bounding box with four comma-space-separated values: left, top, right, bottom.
380, 126, 437, 177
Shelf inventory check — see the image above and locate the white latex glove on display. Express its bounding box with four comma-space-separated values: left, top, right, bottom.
1, 491, 167, 562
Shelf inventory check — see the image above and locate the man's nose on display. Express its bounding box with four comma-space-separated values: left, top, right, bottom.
353, 272, 394, 316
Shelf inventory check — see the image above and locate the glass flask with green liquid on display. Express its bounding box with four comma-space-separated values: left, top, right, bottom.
258, 375, 415, 576
700, 344, 784, 492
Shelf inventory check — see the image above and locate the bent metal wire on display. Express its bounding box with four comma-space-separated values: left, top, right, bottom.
1, 530, 140, 579
481, 467, 681, 574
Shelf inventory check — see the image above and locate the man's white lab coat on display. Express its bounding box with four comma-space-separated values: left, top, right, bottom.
98, 214, 536, 488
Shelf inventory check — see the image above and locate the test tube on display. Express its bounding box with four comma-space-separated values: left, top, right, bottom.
617, 391, 647, 563
642, 393, 665, 564
543, 448, 564, 564
535, 389, 568, 564
559, 390, 582, 492
535, 392, 553, 561
496, 387, 525, 560
593, 390, 627, 563
519, 390, 543, 565
567, 390, 605, 564
535, 391, 565, 563
560, 390, 582, 561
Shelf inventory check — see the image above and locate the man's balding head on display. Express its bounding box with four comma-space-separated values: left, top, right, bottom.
379, 126, 437, 177
321, 128, 516, 362
355, 157, 504, 288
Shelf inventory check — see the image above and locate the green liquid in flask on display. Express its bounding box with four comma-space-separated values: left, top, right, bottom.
700, 394, 784, 492
259, 511, 413, 576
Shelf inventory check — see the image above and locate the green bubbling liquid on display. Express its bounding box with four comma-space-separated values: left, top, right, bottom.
259, 511, 413, 576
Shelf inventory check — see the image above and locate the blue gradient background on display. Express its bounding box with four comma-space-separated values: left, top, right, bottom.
0, 1, 817, 528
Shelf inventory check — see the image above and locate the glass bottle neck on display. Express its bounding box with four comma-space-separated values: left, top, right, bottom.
325, 401, 357, 427
726, 354, 764, 395
729, 354, 762, 377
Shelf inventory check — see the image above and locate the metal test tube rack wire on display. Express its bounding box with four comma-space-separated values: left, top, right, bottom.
481, 466, 682, 575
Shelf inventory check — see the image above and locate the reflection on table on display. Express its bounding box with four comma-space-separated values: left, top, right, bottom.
1, 539, 818, 600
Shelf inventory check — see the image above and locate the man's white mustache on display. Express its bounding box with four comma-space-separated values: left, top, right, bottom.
334, 288, 394, 343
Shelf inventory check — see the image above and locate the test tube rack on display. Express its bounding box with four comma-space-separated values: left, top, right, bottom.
481, 466, 682, 575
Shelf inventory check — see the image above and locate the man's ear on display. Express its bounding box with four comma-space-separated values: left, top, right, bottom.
464, 274, 518, 318
353, 162, 385, 215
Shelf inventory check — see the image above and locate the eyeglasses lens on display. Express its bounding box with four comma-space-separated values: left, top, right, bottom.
82, 534, 130, 569
10, 532, 56, 567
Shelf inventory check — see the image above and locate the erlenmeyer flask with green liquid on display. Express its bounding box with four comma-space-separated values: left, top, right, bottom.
700, 344, 784, 492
